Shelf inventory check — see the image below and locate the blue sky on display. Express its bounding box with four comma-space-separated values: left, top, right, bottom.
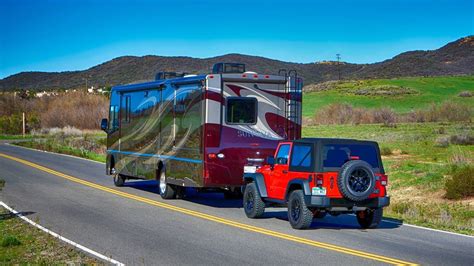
0, 0, 472, 78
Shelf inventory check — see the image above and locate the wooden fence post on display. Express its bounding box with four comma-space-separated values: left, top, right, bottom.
22, 112, 26, 137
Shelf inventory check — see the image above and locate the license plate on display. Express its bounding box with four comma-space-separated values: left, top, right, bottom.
312, 187, 327, 196
244, 166, 257, 173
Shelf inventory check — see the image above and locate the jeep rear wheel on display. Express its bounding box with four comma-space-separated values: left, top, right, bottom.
357, 208, 383, 229
288, 190, 313, 229
243, 183, 265, 218
338, 160, 376, 202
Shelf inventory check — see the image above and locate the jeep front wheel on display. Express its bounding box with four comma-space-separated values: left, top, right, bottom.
243, 183, 265, 218
356, 208, 383, 229
288, 190, 313, 229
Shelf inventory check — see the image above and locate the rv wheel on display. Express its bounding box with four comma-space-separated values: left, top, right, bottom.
112, 168, 125, 187
159, 168, 176, 199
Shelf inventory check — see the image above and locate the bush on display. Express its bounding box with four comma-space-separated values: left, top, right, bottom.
314, 101, 472, 125
0, 179, 4, 190
445, 165, 474, 200
314, 103, 397, 125
458, 91, 473, 97
1, 235, 21, 247
380, 146, 393, 156
40, 92, 108, 130
449, 133, 474, 145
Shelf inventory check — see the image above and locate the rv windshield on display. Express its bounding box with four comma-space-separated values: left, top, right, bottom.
226, 97, 257, 124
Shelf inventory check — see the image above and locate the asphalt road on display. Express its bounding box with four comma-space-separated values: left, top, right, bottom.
0, 143, 473, 265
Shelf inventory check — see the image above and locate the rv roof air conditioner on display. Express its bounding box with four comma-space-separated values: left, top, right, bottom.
212, 63, 246, 74
155, 72, 188, 80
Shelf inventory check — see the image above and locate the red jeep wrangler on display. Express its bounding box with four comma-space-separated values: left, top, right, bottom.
242, 138, 390, 229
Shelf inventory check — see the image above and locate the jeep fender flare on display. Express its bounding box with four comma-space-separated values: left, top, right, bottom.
243, 173, 268, 198
285, 179, 311, 200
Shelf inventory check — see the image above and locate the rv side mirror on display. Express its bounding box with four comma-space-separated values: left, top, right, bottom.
266, 156, 275, 166
100, 118, 108, 132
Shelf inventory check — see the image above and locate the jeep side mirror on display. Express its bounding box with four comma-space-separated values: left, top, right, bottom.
100, 118, 108, 132
266, 156, 275, 166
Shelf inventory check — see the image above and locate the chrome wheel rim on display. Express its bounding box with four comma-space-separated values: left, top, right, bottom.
159, 172, 166, 194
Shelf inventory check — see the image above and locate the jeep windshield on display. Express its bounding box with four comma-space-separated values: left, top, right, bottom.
322, 143, 381, 170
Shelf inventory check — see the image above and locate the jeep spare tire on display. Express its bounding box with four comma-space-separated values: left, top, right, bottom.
338, 160, 376, 202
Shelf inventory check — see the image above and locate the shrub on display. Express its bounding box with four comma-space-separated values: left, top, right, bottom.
449, 133, 474, 145
1, 235, 21, 247
40, 92, 108, 130
0, 178, 4, 190
445, 165, 474, 200
314, 103, 397, 125
435, 137, 450, 147
380, 146, 393, 156
458, 91, 473, 97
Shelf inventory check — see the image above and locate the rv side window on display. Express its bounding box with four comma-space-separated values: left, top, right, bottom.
226, 97, 257, 124
109, 105, 119, 131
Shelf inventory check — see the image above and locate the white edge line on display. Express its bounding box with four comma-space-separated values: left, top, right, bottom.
5, 143, 105, 165
381, 218, 474, 238
0, 201, 124, 265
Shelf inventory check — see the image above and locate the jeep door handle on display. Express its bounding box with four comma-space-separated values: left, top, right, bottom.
282, 170, 288, 174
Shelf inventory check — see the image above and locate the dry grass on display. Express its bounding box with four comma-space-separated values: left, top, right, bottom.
312, 101, 472, 126
0, 92, 107, 133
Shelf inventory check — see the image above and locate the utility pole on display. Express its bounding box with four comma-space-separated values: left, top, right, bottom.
336, 54, 341, 81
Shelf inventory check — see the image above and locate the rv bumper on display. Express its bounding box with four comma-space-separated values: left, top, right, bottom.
304, 196, 390, 209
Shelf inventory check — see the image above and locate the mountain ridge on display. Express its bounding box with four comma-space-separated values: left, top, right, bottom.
1, 36, 472, 91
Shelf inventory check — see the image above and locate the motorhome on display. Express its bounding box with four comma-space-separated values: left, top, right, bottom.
101, 63, 303, 199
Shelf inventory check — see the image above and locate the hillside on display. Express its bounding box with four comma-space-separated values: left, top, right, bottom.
302, 75, 474, 117
0, 36, 473, 91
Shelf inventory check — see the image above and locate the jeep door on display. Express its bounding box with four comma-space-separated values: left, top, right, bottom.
265, 142, 292, 199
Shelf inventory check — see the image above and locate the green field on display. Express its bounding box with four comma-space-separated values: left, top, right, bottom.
303, 75, 474, 117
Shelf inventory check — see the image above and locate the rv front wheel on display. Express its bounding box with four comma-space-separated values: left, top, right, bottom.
113, 173, 126, 187
159, 169, 176, 199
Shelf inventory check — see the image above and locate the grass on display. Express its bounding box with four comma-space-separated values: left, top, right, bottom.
0, 134, 36, 140
0, 206, 100, 264
303, 75, 474, 117
14, 139, 106, 163
303, 122, 474, 234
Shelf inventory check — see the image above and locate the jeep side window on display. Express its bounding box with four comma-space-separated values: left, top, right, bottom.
275, 144, 290, 165
290, 144, 313, 171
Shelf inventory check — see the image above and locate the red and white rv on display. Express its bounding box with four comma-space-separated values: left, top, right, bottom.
101, 63, 303, 199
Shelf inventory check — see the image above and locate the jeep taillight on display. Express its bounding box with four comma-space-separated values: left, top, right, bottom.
315, 174, 324, 187
380, 174, 388, 186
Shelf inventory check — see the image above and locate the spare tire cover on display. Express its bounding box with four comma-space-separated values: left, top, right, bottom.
337, 160, 376, 202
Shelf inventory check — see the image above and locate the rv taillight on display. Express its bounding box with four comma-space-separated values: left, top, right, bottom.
209, 75, 214, 79
380, 174, 388, 186
208, 153, 217, 159
242, 74, 247, 77
265, 75, 270, 78
253, 74, 258, 78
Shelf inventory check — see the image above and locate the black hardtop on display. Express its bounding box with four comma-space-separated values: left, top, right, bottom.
293, 138, 379, 147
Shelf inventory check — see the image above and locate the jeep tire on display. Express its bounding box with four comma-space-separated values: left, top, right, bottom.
243, 182, 265, 218
288, 190, 313, 229
356, 208, 383, 229
338, 160, 376, 202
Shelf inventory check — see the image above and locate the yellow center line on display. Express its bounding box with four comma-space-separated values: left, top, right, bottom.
0, 152, 417, 266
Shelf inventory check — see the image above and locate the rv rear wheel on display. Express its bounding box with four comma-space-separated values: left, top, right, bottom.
159, 168, 176, 199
